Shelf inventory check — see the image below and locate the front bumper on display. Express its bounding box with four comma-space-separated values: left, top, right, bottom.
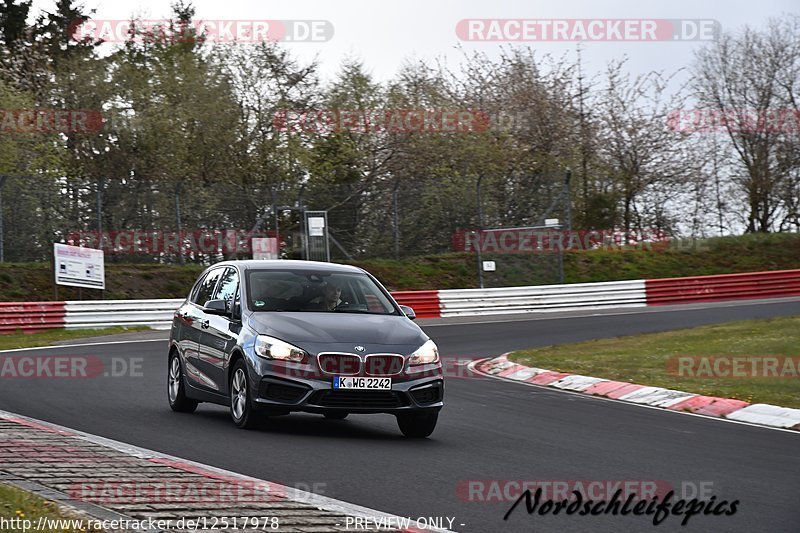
248, 356, 444, 414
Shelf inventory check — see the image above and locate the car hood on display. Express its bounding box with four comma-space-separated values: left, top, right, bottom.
247, 311, 427, 349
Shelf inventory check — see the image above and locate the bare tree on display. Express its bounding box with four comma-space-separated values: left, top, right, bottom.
692, 16, 800, 232
595, 60, 692, 236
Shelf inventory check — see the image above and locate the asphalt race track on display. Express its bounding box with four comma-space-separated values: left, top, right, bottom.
1, 298, 799, 532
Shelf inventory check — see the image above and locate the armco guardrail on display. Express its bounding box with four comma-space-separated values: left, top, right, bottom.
1, 294, 441, 334
0, 302, 66, 333
64, 299, 184, 330
438, 280, 646, 317
645, 269, 800, 305
62, 292, 443, 329
1, 269, 799, 334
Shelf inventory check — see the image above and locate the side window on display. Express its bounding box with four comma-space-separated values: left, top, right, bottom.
188, 276, 204, 301
192, 268, 223, 306
214, 268, 239, 303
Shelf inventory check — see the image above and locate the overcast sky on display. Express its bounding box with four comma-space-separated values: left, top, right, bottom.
30, 0, 799, 83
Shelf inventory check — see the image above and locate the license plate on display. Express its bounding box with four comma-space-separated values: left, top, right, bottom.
333, 376, 391, 390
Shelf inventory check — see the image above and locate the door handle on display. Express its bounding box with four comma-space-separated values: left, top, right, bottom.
200, 319, 210, 329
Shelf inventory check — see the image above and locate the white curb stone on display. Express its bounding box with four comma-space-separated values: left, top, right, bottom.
642, 389, 699, 408
551, 375, 607, 392
485, 360, 517, 374
726, 404, 800, 428
506, 368, 549, 381
617, 386, 668, 404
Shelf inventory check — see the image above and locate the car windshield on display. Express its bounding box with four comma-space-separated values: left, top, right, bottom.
246, 269, 399, 315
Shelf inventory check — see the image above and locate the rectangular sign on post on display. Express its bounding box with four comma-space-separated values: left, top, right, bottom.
54, 243, 105, 289
304, 211, 330, 262
308, 216, 325, 237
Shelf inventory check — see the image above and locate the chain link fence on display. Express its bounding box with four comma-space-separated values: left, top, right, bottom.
1, 170, 572, 287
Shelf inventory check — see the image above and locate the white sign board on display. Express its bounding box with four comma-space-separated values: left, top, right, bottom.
252, 237, 279, 260
54, 243, 105, 289
308, 216, 326, 237
545, 218, 560, 227
482, 260, 496, 272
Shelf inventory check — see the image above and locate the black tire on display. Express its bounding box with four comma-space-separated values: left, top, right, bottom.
323, 411, 349, 420
168, 352, 198, 413
229, 359, 259, 429
397, 411, 438, 438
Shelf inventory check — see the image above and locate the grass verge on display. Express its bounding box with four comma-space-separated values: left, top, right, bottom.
0, 327, 149, 351
508, 316, 800, 409
0, 483, 102, 532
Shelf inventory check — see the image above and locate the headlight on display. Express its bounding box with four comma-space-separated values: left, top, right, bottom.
254, 335, 308, 363
408, 340, 439, 366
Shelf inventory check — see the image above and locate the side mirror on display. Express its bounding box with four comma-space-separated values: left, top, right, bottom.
399, 305, 416, 320
203, 299, 229, 315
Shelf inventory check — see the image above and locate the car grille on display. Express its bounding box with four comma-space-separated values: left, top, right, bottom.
365, 354, 405, 376
318, 353, 361, 375
310, 390, 408, 409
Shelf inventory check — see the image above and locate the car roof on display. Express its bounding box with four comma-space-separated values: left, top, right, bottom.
210, 260, 365, 274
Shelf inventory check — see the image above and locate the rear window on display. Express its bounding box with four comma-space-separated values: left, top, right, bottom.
246, 269, 398, 315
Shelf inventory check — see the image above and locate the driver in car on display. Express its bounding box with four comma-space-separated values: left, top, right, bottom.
310, 283, 342, 311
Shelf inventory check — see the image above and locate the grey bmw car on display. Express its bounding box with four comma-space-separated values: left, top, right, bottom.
168, 260, 443, 437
